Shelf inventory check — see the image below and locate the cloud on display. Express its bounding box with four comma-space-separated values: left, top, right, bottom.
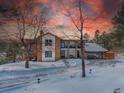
84, 0, 104, 15
0, 0, 122, 36
103, 0, 124, 16
84, 0, 124, 17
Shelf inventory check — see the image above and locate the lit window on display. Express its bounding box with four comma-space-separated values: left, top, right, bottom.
45, 51, 52, 57
45, 39, 52, 46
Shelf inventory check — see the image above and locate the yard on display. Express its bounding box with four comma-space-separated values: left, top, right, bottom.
0, 54, 123, 93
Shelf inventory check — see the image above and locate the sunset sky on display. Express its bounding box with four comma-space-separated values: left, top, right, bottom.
0, 0, 124, 36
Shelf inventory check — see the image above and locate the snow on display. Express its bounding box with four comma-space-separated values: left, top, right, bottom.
0, 56, 124, 93
115, 53, 124, 62
0, 61, 65, 71
0, 61, 65, 81
85, 43, 108, 52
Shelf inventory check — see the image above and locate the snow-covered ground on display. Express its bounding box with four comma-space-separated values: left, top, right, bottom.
0, 61, 65, 80
0, 55, 124, 93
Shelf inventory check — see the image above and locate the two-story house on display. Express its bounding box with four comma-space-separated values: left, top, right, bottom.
31, 30, 108, 62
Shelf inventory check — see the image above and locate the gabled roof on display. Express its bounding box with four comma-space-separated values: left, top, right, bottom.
85, 43, 108, 52
43, 27, 81, 40
25, 26, 81, 40
41, 32, 62, 39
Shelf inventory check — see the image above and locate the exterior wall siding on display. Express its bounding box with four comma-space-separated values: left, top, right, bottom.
37, 51, 42, 61
36, 36, 42, 61
55, 37, 61, 60
42, 34, 55, 61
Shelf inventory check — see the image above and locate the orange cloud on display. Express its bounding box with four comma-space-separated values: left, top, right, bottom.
32, 7, 41, 16
84, 18, 112, 33
0, 0, 115, 37
34, 0, 48, 4
84, 0, 104, 15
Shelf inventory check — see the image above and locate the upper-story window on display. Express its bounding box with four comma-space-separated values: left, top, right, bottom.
61, 40, 65, 48
45, 39, 52, 46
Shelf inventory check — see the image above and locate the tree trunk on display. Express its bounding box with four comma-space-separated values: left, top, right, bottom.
78, 0, 86, 77
81, 39, 86, 77
25, 53, 29, 68
80, 30, 86, 77
25, 47, 30, 68
13, 52, 16, 62
25, 60, 29, 68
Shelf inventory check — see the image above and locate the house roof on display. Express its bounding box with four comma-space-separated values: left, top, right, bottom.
85, 43, 108, 52
43, 27, 81, 40
24, 26, 81, 40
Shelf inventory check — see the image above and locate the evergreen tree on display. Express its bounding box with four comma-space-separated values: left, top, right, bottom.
84, 33, 90, 42
113, 4, 124, 45
94, 30, 100, 43
100, 31, 113, 49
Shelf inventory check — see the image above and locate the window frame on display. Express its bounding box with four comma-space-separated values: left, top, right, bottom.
45, 39, 52, 46
45, 51, 52, 58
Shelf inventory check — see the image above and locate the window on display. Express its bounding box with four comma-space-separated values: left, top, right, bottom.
45, 39, 52, 46
45, 51, 52, 58
61, 40, 65, 48
69, 42, 76, 48
61, 50, 65, 58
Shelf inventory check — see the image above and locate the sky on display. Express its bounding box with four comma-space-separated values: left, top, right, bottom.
0, 0, 124, 36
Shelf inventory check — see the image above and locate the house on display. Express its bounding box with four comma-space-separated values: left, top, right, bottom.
29, 28, 108, 62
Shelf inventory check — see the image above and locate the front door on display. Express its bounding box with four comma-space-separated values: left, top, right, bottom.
77, 50, 80, 58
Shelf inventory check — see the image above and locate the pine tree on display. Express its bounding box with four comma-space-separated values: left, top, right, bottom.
94, 30, 100, 43
113, 4, 124, 45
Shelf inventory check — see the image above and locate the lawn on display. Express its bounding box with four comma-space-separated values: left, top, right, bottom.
0, 56, 123, 93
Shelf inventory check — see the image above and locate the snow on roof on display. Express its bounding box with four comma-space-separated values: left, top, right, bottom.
85, 43, 108, 52
45, 26, 81, 40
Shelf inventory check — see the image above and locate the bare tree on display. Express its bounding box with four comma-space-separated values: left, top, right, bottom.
56, 0, 86, 77
13, 0, 48, 68
84, 33, 90, 42
78, 0, 86, 77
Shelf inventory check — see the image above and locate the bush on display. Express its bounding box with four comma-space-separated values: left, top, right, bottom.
0, 55, 16, 65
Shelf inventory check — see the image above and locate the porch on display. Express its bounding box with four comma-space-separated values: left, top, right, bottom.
61, 48, 81, 59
